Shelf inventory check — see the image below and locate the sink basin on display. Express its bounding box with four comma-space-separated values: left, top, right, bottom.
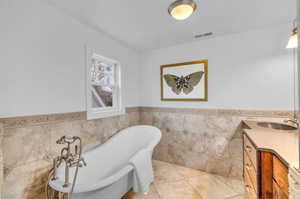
257, 122, 297, 131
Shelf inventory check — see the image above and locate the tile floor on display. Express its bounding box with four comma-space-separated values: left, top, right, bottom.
123, 160, 245, 199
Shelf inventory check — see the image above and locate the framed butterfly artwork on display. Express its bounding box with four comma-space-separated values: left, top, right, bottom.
160, 60, 208, 101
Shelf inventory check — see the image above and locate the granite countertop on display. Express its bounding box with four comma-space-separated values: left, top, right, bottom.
243, 120, 299, 169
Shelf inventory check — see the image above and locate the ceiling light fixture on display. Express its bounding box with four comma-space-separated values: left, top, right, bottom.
286, 27, 298, 49
168, 0, 197, 20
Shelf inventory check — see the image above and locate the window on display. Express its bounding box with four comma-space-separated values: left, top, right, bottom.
86, 49, 123, 120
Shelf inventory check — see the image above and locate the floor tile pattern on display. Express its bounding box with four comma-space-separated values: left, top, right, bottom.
123, 160, 245, 199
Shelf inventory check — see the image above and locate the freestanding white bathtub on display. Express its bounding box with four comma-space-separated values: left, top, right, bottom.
49, 125, 161, 199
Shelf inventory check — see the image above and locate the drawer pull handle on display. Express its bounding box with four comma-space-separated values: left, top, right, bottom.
246, 145, 252, 152
245, 185, 252, 192
245, 164, 251, 170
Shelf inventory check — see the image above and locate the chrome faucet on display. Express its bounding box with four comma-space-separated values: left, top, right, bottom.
52, 136, 87, 188
283, 118, 299, 128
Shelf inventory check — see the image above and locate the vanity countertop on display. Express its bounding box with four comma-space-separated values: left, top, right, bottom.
243, 120, 299, 169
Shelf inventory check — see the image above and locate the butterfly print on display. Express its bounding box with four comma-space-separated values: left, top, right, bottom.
163, 71, 204, 95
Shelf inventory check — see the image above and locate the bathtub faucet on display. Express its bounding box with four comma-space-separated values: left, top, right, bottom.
52, 136, 86, 188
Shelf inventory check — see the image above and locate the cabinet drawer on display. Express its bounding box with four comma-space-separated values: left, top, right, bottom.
273, 156, 289, 196
273, 180, 288, 199
244, 151, 258, 193
244, 134, 257, 171
245, 170, 258, 199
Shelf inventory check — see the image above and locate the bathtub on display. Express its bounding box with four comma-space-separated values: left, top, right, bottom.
49, 125, 161, 199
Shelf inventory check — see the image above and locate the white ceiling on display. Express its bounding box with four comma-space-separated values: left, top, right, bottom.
48, 0, 297, 51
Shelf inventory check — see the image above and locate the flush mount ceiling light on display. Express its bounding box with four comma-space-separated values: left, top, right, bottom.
286, 28, 298, 49
168, 0, 197, 20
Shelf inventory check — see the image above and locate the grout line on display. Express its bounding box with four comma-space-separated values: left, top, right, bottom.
225, 193, 244, 199
185, 179, 204, 199
152, 182, 163, 199
155, 160, 204, 199
152, 160, 244, 199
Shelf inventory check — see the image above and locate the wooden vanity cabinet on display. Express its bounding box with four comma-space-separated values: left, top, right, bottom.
243, 134, 260, 199
273, 156, 289, 198
273, 180, 288, 199
243, 134, 289, 199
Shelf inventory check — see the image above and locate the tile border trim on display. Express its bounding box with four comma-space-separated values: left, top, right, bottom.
0, 107, 139, 129
139, 106, 295, 118
0, 106, 294, 129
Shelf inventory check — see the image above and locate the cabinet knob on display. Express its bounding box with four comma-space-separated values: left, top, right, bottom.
245, 185, 252, 192
246, 145, 252, 152
245, 163, 251, 170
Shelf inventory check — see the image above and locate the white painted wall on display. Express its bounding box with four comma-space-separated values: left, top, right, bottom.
0, 0, 296, 117
0, 0, 140, 118
140, 23, 296, 110
298, 0, 300, 115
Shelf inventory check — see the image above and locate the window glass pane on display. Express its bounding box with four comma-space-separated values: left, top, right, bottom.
90, 58, 114, 108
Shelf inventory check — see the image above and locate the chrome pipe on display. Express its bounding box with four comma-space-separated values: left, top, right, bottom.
63, 163, 70, 188
52, 158, 58, 181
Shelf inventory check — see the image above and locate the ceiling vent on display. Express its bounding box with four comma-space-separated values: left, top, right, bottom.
194, 32, 213, 38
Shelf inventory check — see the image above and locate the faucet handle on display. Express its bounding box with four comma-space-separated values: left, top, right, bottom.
56, 135, 77, 144
283, 118, 299, 128
68, 157, 87, 168
81, 158, 87, 167
284, 118, 298, 123
56, 136, 66, 144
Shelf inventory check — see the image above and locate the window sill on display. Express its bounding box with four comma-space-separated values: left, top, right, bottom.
87, 109, 125, 120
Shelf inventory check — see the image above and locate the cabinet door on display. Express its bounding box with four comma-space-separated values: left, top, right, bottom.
244, 169, 258, 199
273, 180, 288, 199
244, 151, 258, 193
244, 134, 258, 171
273, 156, 289, 196
261, 152, 273, 199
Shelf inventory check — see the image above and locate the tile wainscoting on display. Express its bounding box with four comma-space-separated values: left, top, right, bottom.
0, 106, 293, 199
0, 108, 139, 199
139, 107, 294, 180
0, 123, 3, 199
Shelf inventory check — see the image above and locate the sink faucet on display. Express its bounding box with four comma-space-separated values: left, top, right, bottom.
283, 118, 299, 128
52, 136, 87, 188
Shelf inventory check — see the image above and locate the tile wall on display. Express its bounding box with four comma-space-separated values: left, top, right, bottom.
0, 106, 293, 198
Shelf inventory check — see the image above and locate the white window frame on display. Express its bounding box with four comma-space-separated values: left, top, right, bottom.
86, 47, 124, 120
